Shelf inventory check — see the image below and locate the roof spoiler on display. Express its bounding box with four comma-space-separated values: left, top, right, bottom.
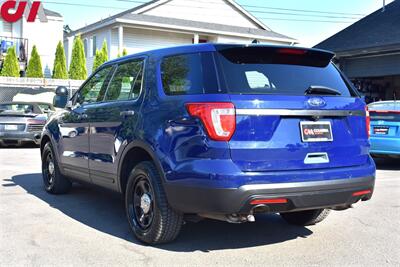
216, 45, 335, 67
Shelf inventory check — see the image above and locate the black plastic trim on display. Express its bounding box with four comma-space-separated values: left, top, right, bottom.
164, 176, 375, 214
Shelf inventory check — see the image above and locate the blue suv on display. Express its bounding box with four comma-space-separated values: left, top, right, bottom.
41, 44, 375, 244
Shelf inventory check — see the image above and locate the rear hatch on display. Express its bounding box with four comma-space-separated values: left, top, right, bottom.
369, 101, 400, 138
215, 46, 369, 172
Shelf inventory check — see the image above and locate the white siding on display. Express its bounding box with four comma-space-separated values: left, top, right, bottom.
1, 18, 12, 37
22, 16, 64, 77
141, 0, 259, 29
216, 35, 287, 45
109, 27, 192, 59
82, 29, 111, 74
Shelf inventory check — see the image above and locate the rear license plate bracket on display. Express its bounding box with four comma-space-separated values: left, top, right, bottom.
300, 121, 333, 142
373, 126, 389, 135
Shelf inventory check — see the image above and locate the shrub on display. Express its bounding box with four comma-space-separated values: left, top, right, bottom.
26, 45, 44, 78
69, 35, 87, 80
92, 49, 103, 72
92, 40, 109, 71
0, 46, 20, 77
52, 41, 68, 79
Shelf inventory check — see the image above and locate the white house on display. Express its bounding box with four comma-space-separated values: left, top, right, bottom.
65, 0, 297, 75
0, 0, 64, 77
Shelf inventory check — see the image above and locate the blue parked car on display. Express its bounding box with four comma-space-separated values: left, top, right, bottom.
369, 101, 400, 158
41, 44, 375, 244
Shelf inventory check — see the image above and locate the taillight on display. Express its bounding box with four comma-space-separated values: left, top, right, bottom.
186, 102, 236, 141
365, 106, 370, 138
27, 119, 45, 125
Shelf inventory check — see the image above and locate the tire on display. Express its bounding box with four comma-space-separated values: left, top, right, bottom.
125, 161, 183, 244
280, 209, 330, 226
41, 142, 72, 194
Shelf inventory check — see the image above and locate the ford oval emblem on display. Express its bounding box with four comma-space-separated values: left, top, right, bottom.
307, 97, 326, 107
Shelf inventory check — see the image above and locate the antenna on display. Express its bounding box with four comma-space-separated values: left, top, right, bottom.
382, 0, 386, 12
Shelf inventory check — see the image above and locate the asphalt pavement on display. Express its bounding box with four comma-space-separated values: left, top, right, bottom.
1, 147, 399, 266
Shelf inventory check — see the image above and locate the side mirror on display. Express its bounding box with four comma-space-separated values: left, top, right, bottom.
53, 86, 69, 108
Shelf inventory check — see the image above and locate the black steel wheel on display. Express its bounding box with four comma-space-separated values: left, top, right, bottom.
41, 142, 72, 194
132, 176, 155, 230
125, 161, 183, 244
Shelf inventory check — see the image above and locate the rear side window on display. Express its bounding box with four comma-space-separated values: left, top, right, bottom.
369, 102, 400, 122
161, 52, 219, 95
216, 47, 355, 97
369, 102, 400, 111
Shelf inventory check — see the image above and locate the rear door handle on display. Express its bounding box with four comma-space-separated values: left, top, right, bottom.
120, 110, 135, 117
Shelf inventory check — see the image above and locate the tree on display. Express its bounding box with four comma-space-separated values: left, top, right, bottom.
69, 35, 87, 80
0, 46, 20, 77
26, 45, 44, 78
122, 48, 128, 56
100, 39, 108, 63
92, 40, 109, 72
92, 49, 103, 72
52, 41, 68, 79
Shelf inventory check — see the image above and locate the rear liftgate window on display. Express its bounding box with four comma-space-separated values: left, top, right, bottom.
216, 46, 355, 97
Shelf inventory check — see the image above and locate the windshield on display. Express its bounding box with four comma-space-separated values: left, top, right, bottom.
216, 47, 355, 97
0, 103, 35, 113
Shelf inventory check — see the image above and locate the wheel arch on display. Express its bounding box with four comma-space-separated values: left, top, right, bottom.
117, 140, 167, 195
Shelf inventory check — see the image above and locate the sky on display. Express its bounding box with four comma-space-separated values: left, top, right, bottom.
42, 0, 395, 47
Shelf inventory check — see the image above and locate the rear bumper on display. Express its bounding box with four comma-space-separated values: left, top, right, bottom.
165, 175, 375, 214
370, 136, 400, 155
0, 131, 41, 145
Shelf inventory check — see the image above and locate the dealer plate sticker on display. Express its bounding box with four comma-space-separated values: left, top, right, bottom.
300, 121, 333, 142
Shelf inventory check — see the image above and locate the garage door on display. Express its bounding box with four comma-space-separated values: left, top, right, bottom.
342, 53, 400, 78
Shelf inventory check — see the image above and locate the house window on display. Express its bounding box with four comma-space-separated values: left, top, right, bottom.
92, 36, 97, 56
83, 39, 88, 58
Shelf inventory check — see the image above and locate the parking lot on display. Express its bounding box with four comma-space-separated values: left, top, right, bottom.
0, 147, 399, 266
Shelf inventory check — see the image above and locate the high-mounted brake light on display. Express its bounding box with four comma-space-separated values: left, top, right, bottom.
365, 106, 370, 138
277, 48, 307, 55
370, 110, 400, 114
186, 102, 236, 141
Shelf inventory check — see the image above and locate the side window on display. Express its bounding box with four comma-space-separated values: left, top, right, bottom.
92, 36, 97, 57
104, 59, 144, 101
161, 52, 219, 95
77, 66, 113, 105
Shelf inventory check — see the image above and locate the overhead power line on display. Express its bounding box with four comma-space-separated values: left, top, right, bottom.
117, 0, 366, 16
43, 1, 127, 9
42, 0, 358, 24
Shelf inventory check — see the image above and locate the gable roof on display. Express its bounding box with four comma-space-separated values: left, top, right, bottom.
118, 13, 293, 41
67, 0, 297, 43
132, 0, 270, 30
44, 8, 62, 18
315, 0, 400, 54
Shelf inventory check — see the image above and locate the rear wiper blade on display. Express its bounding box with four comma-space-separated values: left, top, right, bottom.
305, 85, 341, 96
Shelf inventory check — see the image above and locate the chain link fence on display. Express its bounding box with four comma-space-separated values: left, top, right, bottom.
0, 77, 83, 103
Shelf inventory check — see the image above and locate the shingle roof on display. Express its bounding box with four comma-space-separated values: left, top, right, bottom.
67, 0, 295, 42
44, 8, 62, 18
315, 0, 400, 53
119, 13, 295, 41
